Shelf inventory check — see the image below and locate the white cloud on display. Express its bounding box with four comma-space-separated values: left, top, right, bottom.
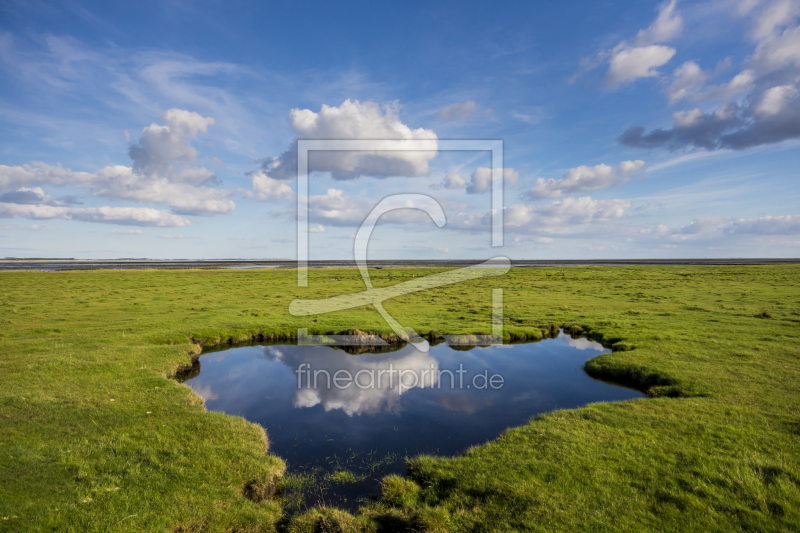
528, 160, 644, 199
112, 229, 143, 234
749, 25, 800, 73
618, 87, 800, 150
430, 167, 518, 194
0, 110, 236, 217
755, 84, 799, 116
636, 0, 683, 45
436, 100, 477, 121
0, 162, 95, 190
0, 203, 190, 226
639, 214, 800, 244
429, 172, 467, 191
669, 217, 732, 241
572, 0, 682, 86
442, 172, 466, 190
466, 167, 519, 194
505, 197, 630, 227
0, 186, 62, 206
697, 69, 757, 101
252, 171, 293, 201
665, 1, 797, 104
672, 108, 705, 127
668, 61, 708, 104
129, 109, 215, 176
307, 189, 369, 226
725, 215, 800, 234
749, 0, 800, 40
257, 100, 438, 183
639, 224, 670, 236
607, 45, 677, 87
450, 196, 631, 235
92, 165, 235, 216
308, 225, 325, 233
639, 1, 800, 150
298, 189, 447, 228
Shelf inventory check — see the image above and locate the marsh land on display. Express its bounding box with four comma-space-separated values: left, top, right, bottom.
1, 265, 799, 531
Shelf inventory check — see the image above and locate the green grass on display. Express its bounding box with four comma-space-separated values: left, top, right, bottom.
1, 265, 800, 531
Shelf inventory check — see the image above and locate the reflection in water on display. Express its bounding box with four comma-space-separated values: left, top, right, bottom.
187, 332, 644, 511
560, 335, 606, 351
262, 345, 438, 416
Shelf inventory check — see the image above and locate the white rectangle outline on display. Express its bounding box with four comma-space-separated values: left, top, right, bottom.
296, 139, 504, 287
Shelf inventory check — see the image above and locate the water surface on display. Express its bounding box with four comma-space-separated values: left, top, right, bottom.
186, 333, 644, 510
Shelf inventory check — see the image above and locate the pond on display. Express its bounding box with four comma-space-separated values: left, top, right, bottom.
184, 332, 644, 511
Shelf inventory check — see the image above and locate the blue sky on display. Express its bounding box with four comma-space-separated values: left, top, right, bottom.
1, 0, 798, 259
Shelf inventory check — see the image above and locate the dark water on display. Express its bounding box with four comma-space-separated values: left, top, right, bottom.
185, 333, 644, 511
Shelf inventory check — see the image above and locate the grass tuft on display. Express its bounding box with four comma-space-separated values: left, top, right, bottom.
286, 507, 359, 533
380, 474, 420, 509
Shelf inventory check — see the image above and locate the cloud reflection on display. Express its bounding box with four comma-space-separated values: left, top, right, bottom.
559, 335, 606, 351
261, 345, 438, 416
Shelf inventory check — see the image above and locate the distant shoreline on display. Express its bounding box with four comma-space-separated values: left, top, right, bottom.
2, 258, 800, 271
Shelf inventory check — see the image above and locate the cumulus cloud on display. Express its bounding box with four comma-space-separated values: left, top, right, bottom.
307, 189, 370, 226
607, 45, 677, 87
528, 160, 644, 199
639, 214, 800, 244
256, 100, 438, 186
252, 171, 293, 201
750, 24, 800, 73
667, 61, 709, 104
438, 172, 467, 190
0, 187, 66, 206
577, 0, 682, 87
0, 162, 96, 190
505, 197, 630, 227
635, 0, 683, 45
745, 0, 800, 41
697, 69, 757, 102
0, 203, 190, 226
0, 109, 236, 219
725, 214, 800, 234
284, 189, 450, 228
427, 168, 518, 193
619, 86, 800, 150
435, 100, 477, 121
755, 84, 799, 116
128, 109, 215, 178
465, 167, 519, 194
625, 1, 800, 151
668, 217, 732, 241
450, 196, 630, 235
112, 229, 143, 234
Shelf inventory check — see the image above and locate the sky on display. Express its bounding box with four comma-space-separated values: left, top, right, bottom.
0, 0, 799, 260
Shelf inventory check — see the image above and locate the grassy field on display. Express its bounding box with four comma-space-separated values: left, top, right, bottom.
1, 265, 799, 532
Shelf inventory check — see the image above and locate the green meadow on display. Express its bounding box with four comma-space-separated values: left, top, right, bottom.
1, 265, 799, 532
